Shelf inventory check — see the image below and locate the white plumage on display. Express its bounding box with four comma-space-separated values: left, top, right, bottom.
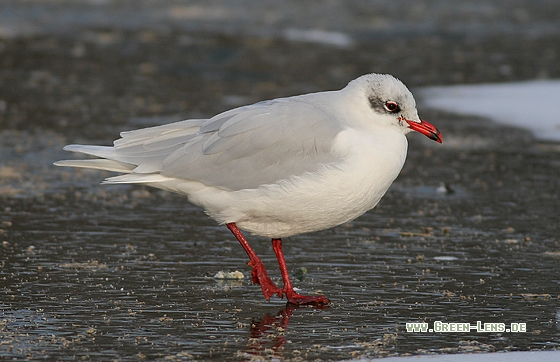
55, 73, 441, 238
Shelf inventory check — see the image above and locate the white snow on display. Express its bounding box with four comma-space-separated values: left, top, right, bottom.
358, 350, 560, 362
420, 80, 560, 142
282, 28, 355, 48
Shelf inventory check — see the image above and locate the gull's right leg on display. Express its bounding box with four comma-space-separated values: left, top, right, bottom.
226, 223, 283, 300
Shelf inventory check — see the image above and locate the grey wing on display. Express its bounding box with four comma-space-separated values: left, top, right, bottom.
60, 96, 344, 191
159, 96, 344, 190
60, 118, 207, 170
56, 119, 206, 173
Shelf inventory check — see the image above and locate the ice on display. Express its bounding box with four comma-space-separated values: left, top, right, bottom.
420, 80, 560, 142
282, 28, 355, 48
356, 350, 560, 362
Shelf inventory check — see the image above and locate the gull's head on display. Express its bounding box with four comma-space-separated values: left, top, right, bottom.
348, 73, 442, 143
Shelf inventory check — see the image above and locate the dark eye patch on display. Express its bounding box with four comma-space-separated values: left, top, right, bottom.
368, 95, 386, 113
368, 95, 402, 114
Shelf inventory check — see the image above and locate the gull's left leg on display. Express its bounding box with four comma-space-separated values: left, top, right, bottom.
271, 238, 330, 305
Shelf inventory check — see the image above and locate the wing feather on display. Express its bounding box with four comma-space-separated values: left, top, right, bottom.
57, 93, 344, 191
160, 95, 343, 189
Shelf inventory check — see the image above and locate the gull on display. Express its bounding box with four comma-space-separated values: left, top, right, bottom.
55, 73, 442, 305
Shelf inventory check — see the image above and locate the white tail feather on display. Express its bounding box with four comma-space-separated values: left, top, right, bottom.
54, 159, 135, 173
62, 145, 115, 159
102, 174, 175, 184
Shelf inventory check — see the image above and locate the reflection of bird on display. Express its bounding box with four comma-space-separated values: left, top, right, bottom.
55, 73, 442, 305
248, 305, 296, 356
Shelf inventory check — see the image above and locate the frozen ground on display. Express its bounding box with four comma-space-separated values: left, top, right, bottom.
374, 350, 560, 362
420, 80, 560, 142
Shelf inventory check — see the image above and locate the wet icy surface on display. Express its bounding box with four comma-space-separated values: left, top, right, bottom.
1, 0, 560, 360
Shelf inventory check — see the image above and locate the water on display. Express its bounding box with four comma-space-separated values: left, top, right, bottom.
1, 0, 560, 360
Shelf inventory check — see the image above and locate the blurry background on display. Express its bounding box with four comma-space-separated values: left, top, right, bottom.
1, 1, 560, 360
2, 0, 560, 138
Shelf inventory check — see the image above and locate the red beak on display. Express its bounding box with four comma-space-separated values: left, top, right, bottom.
405, 119, 442, 143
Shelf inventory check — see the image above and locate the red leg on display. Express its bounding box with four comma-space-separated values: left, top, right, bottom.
271, 238, 330, 305
226, 223, 282, 300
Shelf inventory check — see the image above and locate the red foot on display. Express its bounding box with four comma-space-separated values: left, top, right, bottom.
249, 260, 283, 301
227, 223, 282, 301
272, 238, 330, 306
284, 291, 330, 306
227, 223, 330, 305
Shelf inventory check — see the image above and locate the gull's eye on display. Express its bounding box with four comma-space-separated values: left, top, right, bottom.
384, 101, 400, 113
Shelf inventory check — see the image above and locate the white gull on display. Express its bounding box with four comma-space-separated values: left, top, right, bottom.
55, 73, 442, 305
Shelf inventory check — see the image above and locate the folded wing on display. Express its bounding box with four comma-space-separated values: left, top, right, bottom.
56, 95, 344, 191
